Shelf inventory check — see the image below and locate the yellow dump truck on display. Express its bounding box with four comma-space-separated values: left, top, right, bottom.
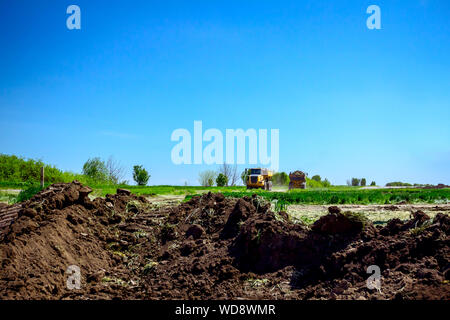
245, 168, 273, 190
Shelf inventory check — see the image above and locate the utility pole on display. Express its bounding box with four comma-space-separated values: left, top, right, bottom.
40, 167, 44, 188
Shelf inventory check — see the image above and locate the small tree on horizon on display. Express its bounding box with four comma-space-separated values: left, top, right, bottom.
351, 178, 361, 186
133, 165, 150, 186
370, 181, 376, 186
219, 163, 239, 186
361, 178, 367, 186
216, 173, 228, 187
82, 157, 109, 182
106, 156, 126, 184
198, 170, 217, 187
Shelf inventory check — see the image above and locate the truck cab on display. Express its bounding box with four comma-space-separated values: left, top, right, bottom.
245, 168, 273, 190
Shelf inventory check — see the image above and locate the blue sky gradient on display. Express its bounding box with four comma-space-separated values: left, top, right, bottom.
0, 0, 449, 185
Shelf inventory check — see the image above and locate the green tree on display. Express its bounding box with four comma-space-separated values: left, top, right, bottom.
311, 175, 321, 182
216, 173, 228, 187
361, 178, 367, 186
198, 170, 217, 187
370, 181, 376, 186
82, 157, 109, 182
351, 178, 361, 186
322, 178, 331, 187
133, 165, 150, 186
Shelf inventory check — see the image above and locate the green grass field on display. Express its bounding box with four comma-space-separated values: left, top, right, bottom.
86, 184, 450, 205
1, 181, 449, 206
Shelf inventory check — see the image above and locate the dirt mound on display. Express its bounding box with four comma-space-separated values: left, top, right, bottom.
311, 211, 367, 234
0, 182, 151, 299
0, 184, 448, 300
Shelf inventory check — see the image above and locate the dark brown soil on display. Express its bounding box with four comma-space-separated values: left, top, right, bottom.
0, 182, 449, 300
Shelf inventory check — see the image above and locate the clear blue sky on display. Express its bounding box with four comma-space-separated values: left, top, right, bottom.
0, 0, 449, 185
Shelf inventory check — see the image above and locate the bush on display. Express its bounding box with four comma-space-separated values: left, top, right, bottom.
306, 175, 332, 188
198, 170, 217, 187
322, 178, 331, 187
0, 154, 72, 184
82, 158, 109, 182
386, 181, 412, 187
133, 165, 150, 186
216, 173, 228, 187
370, 181, 376, 186
306, 178, 323, 188
16, 185, 44, 203
273, 172, 289, 186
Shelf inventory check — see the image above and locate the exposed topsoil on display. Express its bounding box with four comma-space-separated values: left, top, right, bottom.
0, 182, 448, 300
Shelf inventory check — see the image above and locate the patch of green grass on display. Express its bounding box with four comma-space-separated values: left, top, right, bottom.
409, 219, 433, 236
132, 230, 148, 239
142, 261, 158, 275
16, 185, 44, 203
246, 278, 269, 288
297, 216, 316, 225
273, 199, 288, 212
0, 191, 18, 204
101, 276, 127, 286
274, 212, 286, 222
92, 185, 247, 197
112, 250, 127, 258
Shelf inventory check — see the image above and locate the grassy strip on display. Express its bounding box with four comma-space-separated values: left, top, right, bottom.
2, 180, 449, 206
186, 188, 450, 205
0, 181, 35, 189
90, 185, 247, 197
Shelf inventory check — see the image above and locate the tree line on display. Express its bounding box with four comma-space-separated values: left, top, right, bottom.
346, 178, 376, 187
0, 154, 150, 186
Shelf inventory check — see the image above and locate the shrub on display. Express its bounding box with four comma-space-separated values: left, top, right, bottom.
306, 178, 323, 188
386, 181, 412, 187
0, 154, 77, 184
322, 178, 331, 187
133, 165, 150, 186
216, 173, 228, 187
82, 158, 109, 182
16, 185, 44, 203
198, 170, 217, 187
